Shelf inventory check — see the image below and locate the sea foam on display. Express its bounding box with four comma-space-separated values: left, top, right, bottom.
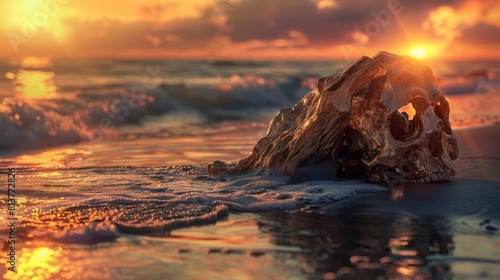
13, 166, 386, 243
0, 76, 309, 151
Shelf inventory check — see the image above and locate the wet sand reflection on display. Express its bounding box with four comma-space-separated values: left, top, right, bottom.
259, 211, 454, 279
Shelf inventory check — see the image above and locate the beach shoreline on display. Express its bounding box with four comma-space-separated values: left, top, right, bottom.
1, 120, 499, 280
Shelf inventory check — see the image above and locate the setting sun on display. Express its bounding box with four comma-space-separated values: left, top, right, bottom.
409, 46, 427, 59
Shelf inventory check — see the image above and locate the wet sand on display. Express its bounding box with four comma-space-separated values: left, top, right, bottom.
2, 125, 498, 280
279, 124, 500, 279
174, 124, 500, 279
328, 124, 500, 213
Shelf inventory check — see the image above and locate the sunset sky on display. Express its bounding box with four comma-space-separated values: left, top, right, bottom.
0, 0, 499, 60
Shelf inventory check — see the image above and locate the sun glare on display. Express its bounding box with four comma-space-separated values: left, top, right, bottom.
15, 70, 58, 99
398, 103, 416, 120
6, 247, 63, 280
409, 46, 427, 59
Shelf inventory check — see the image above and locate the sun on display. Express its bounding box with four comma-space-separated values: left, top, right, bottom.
409, 46, 427, 59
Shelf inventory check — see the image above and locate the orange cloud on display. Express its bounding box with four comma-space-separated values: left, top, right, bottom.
0, 0, 498, 60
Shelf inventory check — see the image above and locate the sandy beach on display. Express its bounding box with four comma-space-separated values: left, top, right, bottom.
286, 124, 500, 279
453, 125, 500, 181
2, 121, 499, 280
145, 123, 500, 280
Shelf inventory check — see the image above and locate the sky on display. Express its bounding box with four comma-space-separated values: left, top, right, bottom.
0, 0, 499, 60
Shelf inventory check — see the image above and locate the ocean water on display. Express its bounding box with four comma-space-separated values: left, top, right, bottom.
0, 58, 500, 279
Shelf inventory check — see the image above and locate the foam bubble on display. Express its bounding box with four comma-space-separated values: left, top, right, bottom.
17, 167, 386, 243
0, 76, 309, 151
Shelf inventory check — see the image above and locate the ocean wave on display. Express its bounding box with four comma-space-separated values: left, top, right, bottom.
438, 76, 500, 96
0, 75, 310, 151
1, 71, 498, 152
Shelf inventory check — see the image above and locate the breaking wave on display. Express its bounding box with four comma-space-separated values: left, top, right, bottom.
0, 75, 310, 151
1, 68, 498, 152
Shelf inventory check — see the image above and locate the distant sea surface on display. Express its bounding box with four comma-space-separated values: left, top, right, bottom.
0, 58, 498, 153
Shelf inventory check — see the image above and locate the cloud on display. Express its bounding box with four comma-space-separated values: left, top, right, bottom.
224, 0, 370, 46
58, 10, 220, 54
222, 0, 473, 48
457, 22, 500, 45
219, 0, 500, 57
3, 0, 499, 58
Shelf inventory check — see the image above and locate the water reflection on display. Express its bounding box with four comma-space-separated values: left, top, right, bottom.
20, 57, 54, 69
14, 70, 58, 99
13, 148, 91, 169
2, 247, 62, 280
7, 56, 58, 100
258, 211, 454, 279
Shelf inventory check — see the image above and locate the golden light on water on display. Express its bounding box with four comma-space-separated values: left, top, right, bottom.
20, 56, 54, 69
409, 46, 427, 59
9, 57, 59, 99
3, 247, 62, 280
14, 70, 58, 99
15, 148, 91, 169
